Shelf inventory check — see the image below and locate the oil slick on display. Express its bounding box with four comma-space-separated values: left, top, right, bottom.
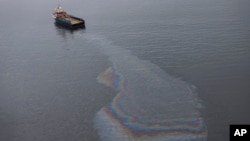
97, 67, 125, 92
88, 35, 207, 141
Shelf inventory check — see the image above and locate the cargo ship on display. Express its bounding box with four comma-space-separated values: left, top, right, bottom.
53, 6, 85, 29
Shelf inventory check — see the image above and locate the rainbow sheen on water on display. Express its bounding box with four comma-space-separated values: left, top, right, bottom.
91, 35, 207, 141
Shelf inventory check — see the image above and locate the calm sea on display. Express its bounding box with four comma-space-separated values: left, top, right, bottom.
0, 0, 249, 141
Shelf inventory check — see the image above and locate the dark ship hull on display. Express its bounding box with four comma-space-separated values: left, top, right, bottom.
54, 15, 85, 29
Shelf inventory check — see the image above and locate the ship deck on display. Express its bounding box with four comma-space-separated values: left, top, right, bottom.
65, 17, 83, 25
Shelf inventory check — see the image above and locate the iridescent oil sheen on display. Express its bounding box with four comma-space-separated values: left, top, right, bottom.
93, 35, 207, 141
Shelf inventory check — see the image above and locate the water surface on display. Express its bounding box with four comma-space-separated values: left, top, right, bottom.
0, 0, 250, 141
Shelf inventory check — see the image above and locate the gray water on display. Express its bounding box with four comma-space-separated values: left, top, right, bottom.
0, 0, 250, 141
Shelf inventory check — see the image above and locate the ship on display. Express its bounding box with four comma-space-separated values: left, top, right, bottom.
53, 6, 85, 29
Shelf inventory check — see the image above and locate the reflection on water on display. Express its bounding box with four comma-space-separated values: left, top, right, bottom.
54, 23, 85, 40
